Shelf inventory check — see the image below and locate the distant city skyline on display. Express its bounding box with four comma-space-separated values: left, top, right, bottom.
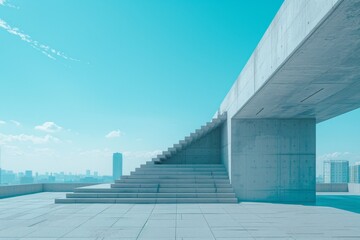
1, 0, 360, 176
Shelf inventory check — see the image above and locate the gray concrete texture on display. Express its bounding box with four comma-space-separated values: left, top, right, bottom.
0, 183, 100, 199
230, 118, 316, 202
2, 192, 360, 239
317, 183, 348, 192
217, 0, 360, 121
165, 127, 222, 164
56, 165, 238, 203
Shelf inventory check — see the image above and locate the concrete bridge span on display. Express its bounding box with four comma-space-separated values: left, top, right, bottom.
218, 0, 360, 202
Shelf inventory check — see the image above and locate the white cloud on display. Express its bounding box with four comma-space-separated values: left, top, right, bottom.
0, 133, 61, 144
105, 130, 122, 139
0, 19, 79, 61
0, 120, 6, 124
0, 0, 17, 8
10, 120, 20, 126
35, 122, 62, 133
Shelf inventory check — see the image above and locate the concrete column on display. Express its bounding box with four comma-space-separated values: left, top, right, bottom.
231, 118, 316, 202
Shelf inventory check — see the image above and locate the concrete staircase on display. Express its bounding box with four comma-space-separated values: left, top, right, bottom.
55, 113, 237, 203
151, 113, 227, 164
55, 164, 237, 203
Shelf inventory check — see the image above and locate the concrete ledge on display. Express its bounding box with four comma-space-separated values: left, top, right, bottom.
0, 183, 102, 199
0, 184, 43, 199
316, 183, 348, 192
43, 183, 102, 192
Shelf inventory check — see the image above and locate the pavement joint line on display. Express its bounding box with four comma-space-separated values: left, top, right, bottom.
200, 204, 217, 240
135, 203, 156, 240
110, 204, 135, 227
59, 203, 112, 238
175, 203, 178, 239
224, 204, 255, 239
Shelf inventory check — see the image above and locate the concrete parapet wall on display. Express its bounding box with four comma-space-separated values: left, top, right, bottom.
348, 183, 360, 194
0, 183, 101, 199
0, 184, 43, 198
43, 183, 101, 192
316, 183, 348, 192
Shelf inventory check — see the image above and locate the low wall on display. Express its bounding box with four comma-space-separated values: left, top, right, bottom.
316, 183, 348, 192
43, 183, 100, 192
348, 183, 360, 194
0, 184, 43, 198
0, 183, 101, 199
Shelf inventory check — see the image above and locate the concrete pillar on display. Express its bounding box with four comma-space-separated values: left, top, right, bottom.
231, 118, 316, 202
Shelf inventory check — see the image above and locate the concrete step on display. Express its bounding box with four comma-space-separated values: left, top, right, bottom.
121, 175, 228, 179
115, 179, 230, 184
158, 188, 234, 193
140, 164, 225, 168
66, 193, 236, 198
75, 187, 234, 193
55, 197, 238, 204
75, 183, 232, 189
133, 168, 227, 173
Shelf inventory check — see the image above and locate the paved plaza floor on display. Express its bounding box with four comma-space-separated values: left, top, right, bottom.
0, 192, 360, 239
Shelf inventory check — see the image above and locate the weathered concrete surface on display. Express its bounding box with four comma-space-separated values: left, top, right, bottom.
0, 184, 43, 199
2, 192, 360, 239
0, 183, 101, 199
217, 0, 360, 121
165, 127, 222, 164
231, 118, 316, 202
317, 183, 349, 192
348, 183, 360, 194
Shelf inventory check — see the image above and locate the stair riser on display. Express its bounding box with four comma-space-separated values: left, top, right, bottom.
115, 180, 230, 184
56, 198, 238, 204
67, 193, 236, 198
121, 176, 228, 180
131, 168, 227, 175
74, 188, 235, 193
106, 183, 232, 188
141, 164, 225, 168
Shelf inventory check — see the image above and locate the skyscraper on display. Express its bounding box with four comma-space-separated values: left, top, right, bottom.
323, 160, 349, 183
113, 152, 123, 180
350, 162, 360, 183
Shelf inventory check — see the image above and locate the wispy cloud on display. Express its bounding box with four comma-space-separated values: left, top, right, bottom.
0, 133, 61, 144
35, 122, 62, 133
0, 0, 17, 8
0, 18, 79, 61
105, 130, 123, 139
10, 120, 20, 126
0, 120, 6, 125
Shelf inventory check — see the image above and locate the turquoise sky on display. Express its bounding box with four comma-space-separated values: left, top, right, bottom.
1, 0, 360, 176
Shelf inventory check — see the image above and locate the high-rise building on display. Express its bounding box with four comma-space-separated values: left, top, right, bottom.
113, 152, 123, 180
20, 170, 34, 184
350, 162, 360, 183
323, 160, 349, 183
